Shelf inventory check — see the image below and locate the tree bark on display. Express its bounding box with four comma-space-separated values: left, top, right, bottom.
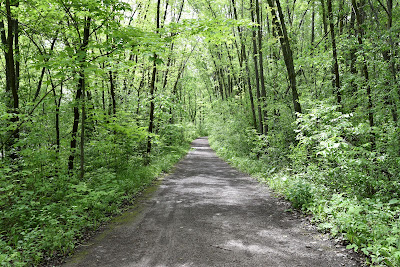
34, 37, 58, 102
327, 0, 341, 105
1, 0, 20, 159
348, 8, 358, 110
266, 0, 302, 115
210, 51, 225, 100
146, 0, 161, 155
250, 0, 263, 133
224, 43, 238, 96
231, 0, 257, 128
255, 0, 268, 134
320, 0, 328, 35
311, 2, 315, 45
351, 0, 375, 149
109, 71, 117, 115
380, 0, 398, 122
53, 81, 62, 156
68, 17, 91, 174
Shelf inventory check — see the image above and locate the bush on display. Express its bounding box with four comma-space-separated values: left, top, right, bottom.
286, 180, 314, 210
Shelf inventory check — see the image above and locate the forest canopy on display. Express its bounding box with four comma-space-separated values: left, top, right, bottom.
0, 0, 399, 265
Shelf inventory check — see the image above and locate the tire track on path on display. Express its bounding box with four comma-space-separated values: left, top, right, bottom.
62, 137, 362, 267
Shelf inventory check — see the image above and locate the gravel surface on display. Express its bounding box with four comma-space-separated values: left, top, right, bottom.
62, 137, 363, 267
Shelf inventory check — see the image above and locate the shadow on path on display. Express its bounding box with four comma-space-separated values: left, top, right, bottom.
62, 137, 362, 267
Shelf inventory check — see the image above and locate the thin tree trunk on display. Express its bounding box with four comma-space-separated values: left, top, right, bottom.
109, 71, 117, 115
224, 43, 238, 95
147, 60, 157, 155
338, 0, 344, 34
162, 1, 185, 90
210, 53, 225, 100
80, 81, 86, 179
255, 0, 268, 134
327, 0, 341, 105
68, 17, 91, 174
250, 0, 263, 133
146, 0, 161, 155
48, 72, 63, 160
352, 0, 375, 149
311, 2, 315, 45
232, 0, 257, 129
348, 8, 358, 110
55, 84, 62, 155
1, 0, 19, 159
161, 0, 169, 28
14, 17, 19, 95
34, 37, 58, 102
381, 0, 398, 122
68, 81, 83, 172
102, 82, 106, 112
320, 0, 328, 35
163, 43, 174, 89
214, 47, 228, 100
170, 43, 197, 122
266, 0, 302, 115
137, 67, 145, 117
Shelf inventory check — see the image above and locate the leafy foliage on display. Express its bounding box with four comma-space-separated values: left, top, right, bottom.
0, 0, 202, 265
1, 0, 400, 265
0, 135, 191, 266
208, 101, 400, 265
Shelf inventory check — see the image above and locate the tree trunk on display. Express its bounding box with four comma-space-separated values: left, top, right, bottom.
210, 52, 225, 100
109, 71, 117, 115
14, 15, 19, 96
255, 0, 268, 134
54, 83, 62, 155
49, 73, 63, 172
1, 0, 20, 159
68, 17, 91, 174
327, 0, 341, 105
338, 0, 344, 34
170, 44, 197, 123
231, 0, 257, 128
348, 8, 358, 110
351, 0, 375, 149
320, 0, 328, 35
214, 47, 229, 100
266, 0, 302, 115
224, 43, 238, 96
163, 43, 175, 89
250, 0, 263, 133
381, 0, 398, 122
146, 0, 161, 155
33, 36, 57, 102
311, 2, 315, 45
137, 67, 145, 118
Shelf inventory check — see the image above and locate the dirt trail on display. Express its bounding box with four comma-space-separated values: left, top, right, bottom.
63, 137, 361, 267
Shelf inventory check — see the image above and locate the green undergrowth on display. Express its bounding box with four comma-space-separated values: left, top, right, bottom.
0, 142, 191, 266
209, 135, 400, 267
267, 172, 400, 267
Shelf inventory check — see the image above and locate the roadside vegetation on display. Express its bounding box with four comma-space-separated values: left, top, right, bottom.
0, 133, 193, 266
1, 0, 399, 266
207, 100, 400, 266
0, 0, 199, 265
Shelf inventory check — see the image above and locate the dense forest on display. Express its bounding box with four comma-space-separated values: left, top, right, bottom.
0, 0, 399, 265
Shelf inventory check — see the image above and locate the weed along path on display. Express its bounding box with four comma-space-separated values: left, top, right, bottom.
62, 137, 361, 267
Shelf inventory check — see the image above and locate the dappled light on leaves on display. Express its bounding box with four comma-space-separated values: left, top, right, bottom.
0, 0, 399, 265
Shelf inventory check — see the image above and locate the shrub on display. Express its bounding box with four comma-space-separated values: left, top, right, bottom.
286, 180, 314, 210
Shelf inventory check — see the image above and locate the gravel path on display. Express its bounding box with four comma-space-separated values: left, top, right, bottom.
63, 137, 362, 267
